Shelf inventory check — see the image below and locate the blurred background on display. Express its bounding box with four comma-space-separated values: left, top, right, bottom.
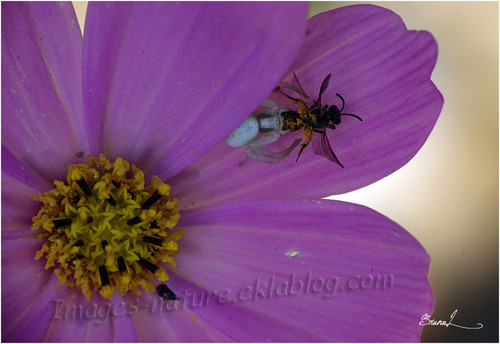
72, 2, 498, 342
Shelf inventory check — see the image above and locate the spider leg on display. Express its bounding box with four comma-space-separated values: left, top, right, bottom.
240, 132, 280, 166
259, 99, 279, 115
241, 133, 301, 165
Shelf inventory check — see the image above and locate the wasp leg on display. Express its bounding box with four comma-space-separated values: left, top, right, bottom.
296, 129, 314, 162
241, 133, 301, 166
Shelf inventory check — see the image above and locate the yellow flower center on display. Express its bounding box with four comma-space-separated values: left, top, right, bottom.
31, 154, 182, 300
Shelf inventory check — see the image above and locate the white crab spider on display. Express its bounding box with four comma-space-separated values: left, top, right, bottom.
225, 99, 301, 165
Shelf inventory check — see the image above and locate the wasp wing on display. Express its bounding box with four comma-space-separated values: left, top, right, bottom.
278, 73, 315, 107
312, 130, 344, 168
278, 73, 309, 99
316, 73, 332, 107
291, 73, 308, 98
279, 82, 311, 106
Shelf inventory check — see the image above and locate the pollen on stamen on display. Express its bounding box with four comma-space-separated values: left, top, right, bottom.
31, 154, 182, 300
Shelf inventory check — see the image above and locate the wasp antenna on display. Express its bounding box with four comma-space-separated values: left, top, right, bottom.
336, 93, 345, 112
342, 113, 363, 122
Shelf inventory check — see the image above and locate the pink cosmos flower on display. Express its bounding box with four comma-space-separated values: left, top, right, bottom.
2, 2, 443, 342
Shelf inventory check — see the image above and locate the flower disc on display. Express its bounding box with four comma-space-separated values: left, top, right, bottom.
31, 154, 182, 300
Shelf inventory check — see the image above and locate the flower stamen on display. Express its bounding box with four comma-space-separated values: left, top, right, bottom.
31, 154, 182, 300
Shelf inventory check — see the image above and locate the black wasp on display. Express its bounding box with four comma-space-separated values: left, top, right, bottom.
278, 73, 362, 167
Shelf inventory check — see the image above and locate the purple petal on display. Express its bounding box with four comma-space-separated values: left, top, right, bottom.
41, 292, 126, 342
2, 171, 46, 240
170, 4, 443, 210
168, 199, 432, 341
1, 2, 89, 183
82, 2, 307, 180
2, 231, 40, 254
122, 292, 233, 342
110, 306, 140, 342
2, 247, 54, 341
2, 146, 51, 192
